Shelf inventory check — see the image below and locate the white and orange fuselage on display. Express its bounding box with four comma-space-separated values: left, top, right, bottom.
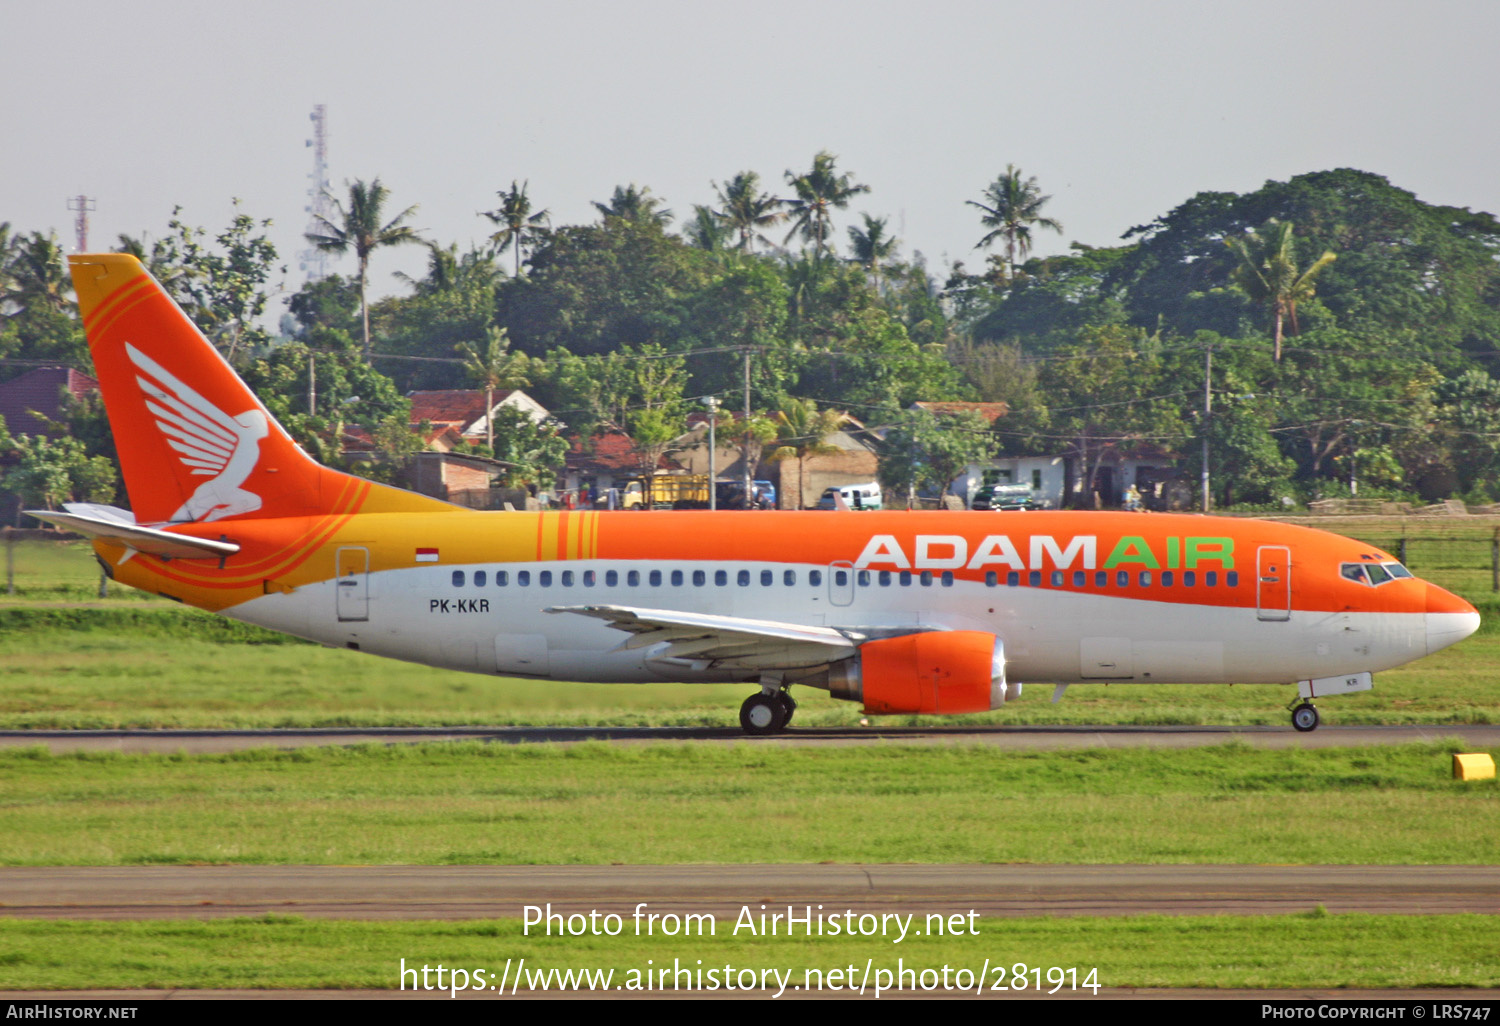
43, 254, 1480, 731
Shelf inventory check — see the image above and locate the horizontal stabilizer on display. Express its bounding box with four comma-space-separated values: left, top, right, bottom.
26, 507, 240, 559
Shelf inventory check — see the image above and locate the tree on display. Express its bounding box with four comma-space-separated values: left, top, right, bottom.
766, 399, 850, 507
1225, 219, 1336, 361
713, 172, 785, 252
2, 434, 116, 514
783, 151, 869, 263
481, 405, 567, 490
683, 205, 733, 252
879, 407, 997, 504
968, 165, 1064, 281
481, 181, 550, 276
592, 184, 672, 228
846, 214, 898, 286
456, 327, 531, 451
305, 178, 424, 360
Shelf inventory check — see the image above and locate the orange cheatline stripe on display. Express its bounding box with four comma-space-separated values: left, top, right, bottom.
534, 513, 545, 561
85, 277, 158, 341
80, 269, 152, 330
145, 513, 354, 588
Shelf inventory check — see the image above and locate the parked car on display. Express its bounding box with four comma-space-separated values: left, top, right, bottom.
817, 482, 883, 510
972, 483, 1036, 510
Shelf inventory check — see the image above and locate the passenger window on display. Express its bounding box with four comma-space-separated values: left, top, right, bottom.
1029, 571, 1042, 587
693, 570, 707, 586
648, 570, 661, 587
605, 570, 618, 587
879, 571, 892, 587
628, 570, 640, 587
985, 571, 998, 587
1225, 571, 1238, 587
452, 570, 465, 587
834, 570, 848, 587
517, 571, 530, 586
1051, 571, 1065, 587
539, 571, 553, 587
760, 569, 773, 586
1161, 571, 1174, 587
810, 570, 823, 586
784, 570, 797, 586
561, 570, 574, 587
941, 571, 954, 587
919, 571, 933, 586
1072, 571, 1086, 587
1095, 571, 1107, 587
857, 570, 871, 587
1139, 571, 1152, 586
1183, 571, 1196, 587
714, 570, 727, 586
583, 570, 596, 587
474, 570, 487, 587
1116, 570, 1129, 587
1366, 564, 1391, 586
496, 571, 508, 586
738, 570, 751, 587
671, 570, 684, 587
1007, 572, 1019, 587
900, 571, 912, 586
1205, 571, 1218, 587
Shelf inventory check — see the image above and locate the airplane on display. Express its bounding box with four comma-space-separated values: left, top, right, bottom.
33, 254, 1480, 735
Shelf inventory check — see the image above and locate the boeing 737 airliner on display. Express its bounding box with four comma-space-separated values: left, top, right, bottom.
35, 255, 1480, 734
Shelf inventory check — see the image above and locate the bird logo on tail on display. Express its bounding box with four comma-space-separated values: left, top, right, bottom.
126, 342, 268, 523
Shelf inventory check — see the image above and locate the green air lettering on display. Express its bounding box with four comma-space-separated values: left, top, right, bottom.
1167, 537, 1180, 569
1102, 536, 1160, 569
1186, 537, 1235, 569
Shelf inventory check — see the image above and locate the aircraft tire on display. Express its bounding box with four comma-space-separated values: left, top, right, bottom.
776, 691, 797, 727
1291, 703, 1320, 732
740, 693, 784, 735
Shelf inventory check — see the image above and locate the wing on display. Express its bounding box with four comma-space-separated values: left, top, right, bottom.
546, 604, 861, 671
127, 342, 246, 477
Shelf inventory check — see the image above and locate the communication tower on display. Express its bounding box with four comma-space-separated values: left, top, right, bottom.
67, 195, 96, 252
298, 104, 333, 282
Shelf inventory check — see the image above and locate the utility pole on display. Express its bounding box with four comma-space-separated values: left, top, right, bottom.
1201, 343, 1212, 513
703, 395, 720, 511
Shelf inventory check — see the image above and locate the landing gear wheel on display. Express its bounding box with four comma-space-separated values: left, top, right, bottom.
740, 693, 784, 735
1291, 703, 1320, 733
776, 691, 797, 728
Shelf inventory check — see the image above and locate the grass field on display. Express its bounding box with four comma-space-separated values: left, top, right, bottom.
1, 741, 1495, 866
1, 911, 1496, 991
2, 537, 1499, 730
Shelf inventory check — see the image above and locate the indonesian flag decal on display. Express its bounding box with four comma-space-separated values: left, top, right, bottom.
415, 548, 440, 563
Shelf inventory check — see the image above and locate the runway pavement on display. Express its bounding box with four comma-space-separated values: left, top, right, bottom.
2, 864, 1497, 920
1, 723, 1497, 754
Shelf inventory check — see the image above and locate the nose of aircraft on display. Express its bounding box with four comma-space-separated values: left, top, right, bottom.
1426, 583, 1481, 655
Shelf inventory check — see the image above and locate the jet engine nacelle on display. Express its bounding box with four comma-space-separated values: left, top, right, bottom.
827, 631, 1008, 715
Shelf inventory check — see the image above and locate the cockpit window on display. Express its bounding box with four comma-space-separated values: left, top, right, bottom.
1341, 561, 1412, 586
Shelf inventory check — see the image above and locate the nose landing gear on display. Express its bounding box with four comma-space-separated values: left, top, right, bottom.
740, 685, 797, 735
1290, 701, 1320, 732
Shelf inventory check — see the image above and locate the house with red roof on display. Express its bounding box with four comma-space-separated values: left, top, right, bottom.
0, 367, 99, 438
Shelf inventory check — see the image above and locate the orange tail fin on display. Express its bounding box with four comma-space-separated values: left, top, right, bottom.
69, 253, 460, 524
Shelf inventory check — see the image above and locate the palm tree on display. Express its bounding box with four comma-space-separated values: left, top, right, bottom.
1226, 219, 1337, 362
766, 398, 851, 507
713, 172, 785, 252
456, 327, 531, 451
7, 232, 72, 314
968, 165, 1064, 281
684, 205, 733, 251
481, 181, 550, 276
305, 178, 424, 360
395, 242, 502, 296
783, 151, 869, 263
847, 213, 898, 287
592, 184, 673, 228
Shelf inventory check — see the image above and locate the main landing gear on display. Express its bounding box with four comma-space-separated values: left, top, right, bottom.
740, 686, 797, 735
1289, 700, 1320, 733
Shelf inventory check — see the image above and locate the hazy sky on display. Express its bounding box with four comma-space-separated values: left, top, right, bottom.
6, 0, 1499, 305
